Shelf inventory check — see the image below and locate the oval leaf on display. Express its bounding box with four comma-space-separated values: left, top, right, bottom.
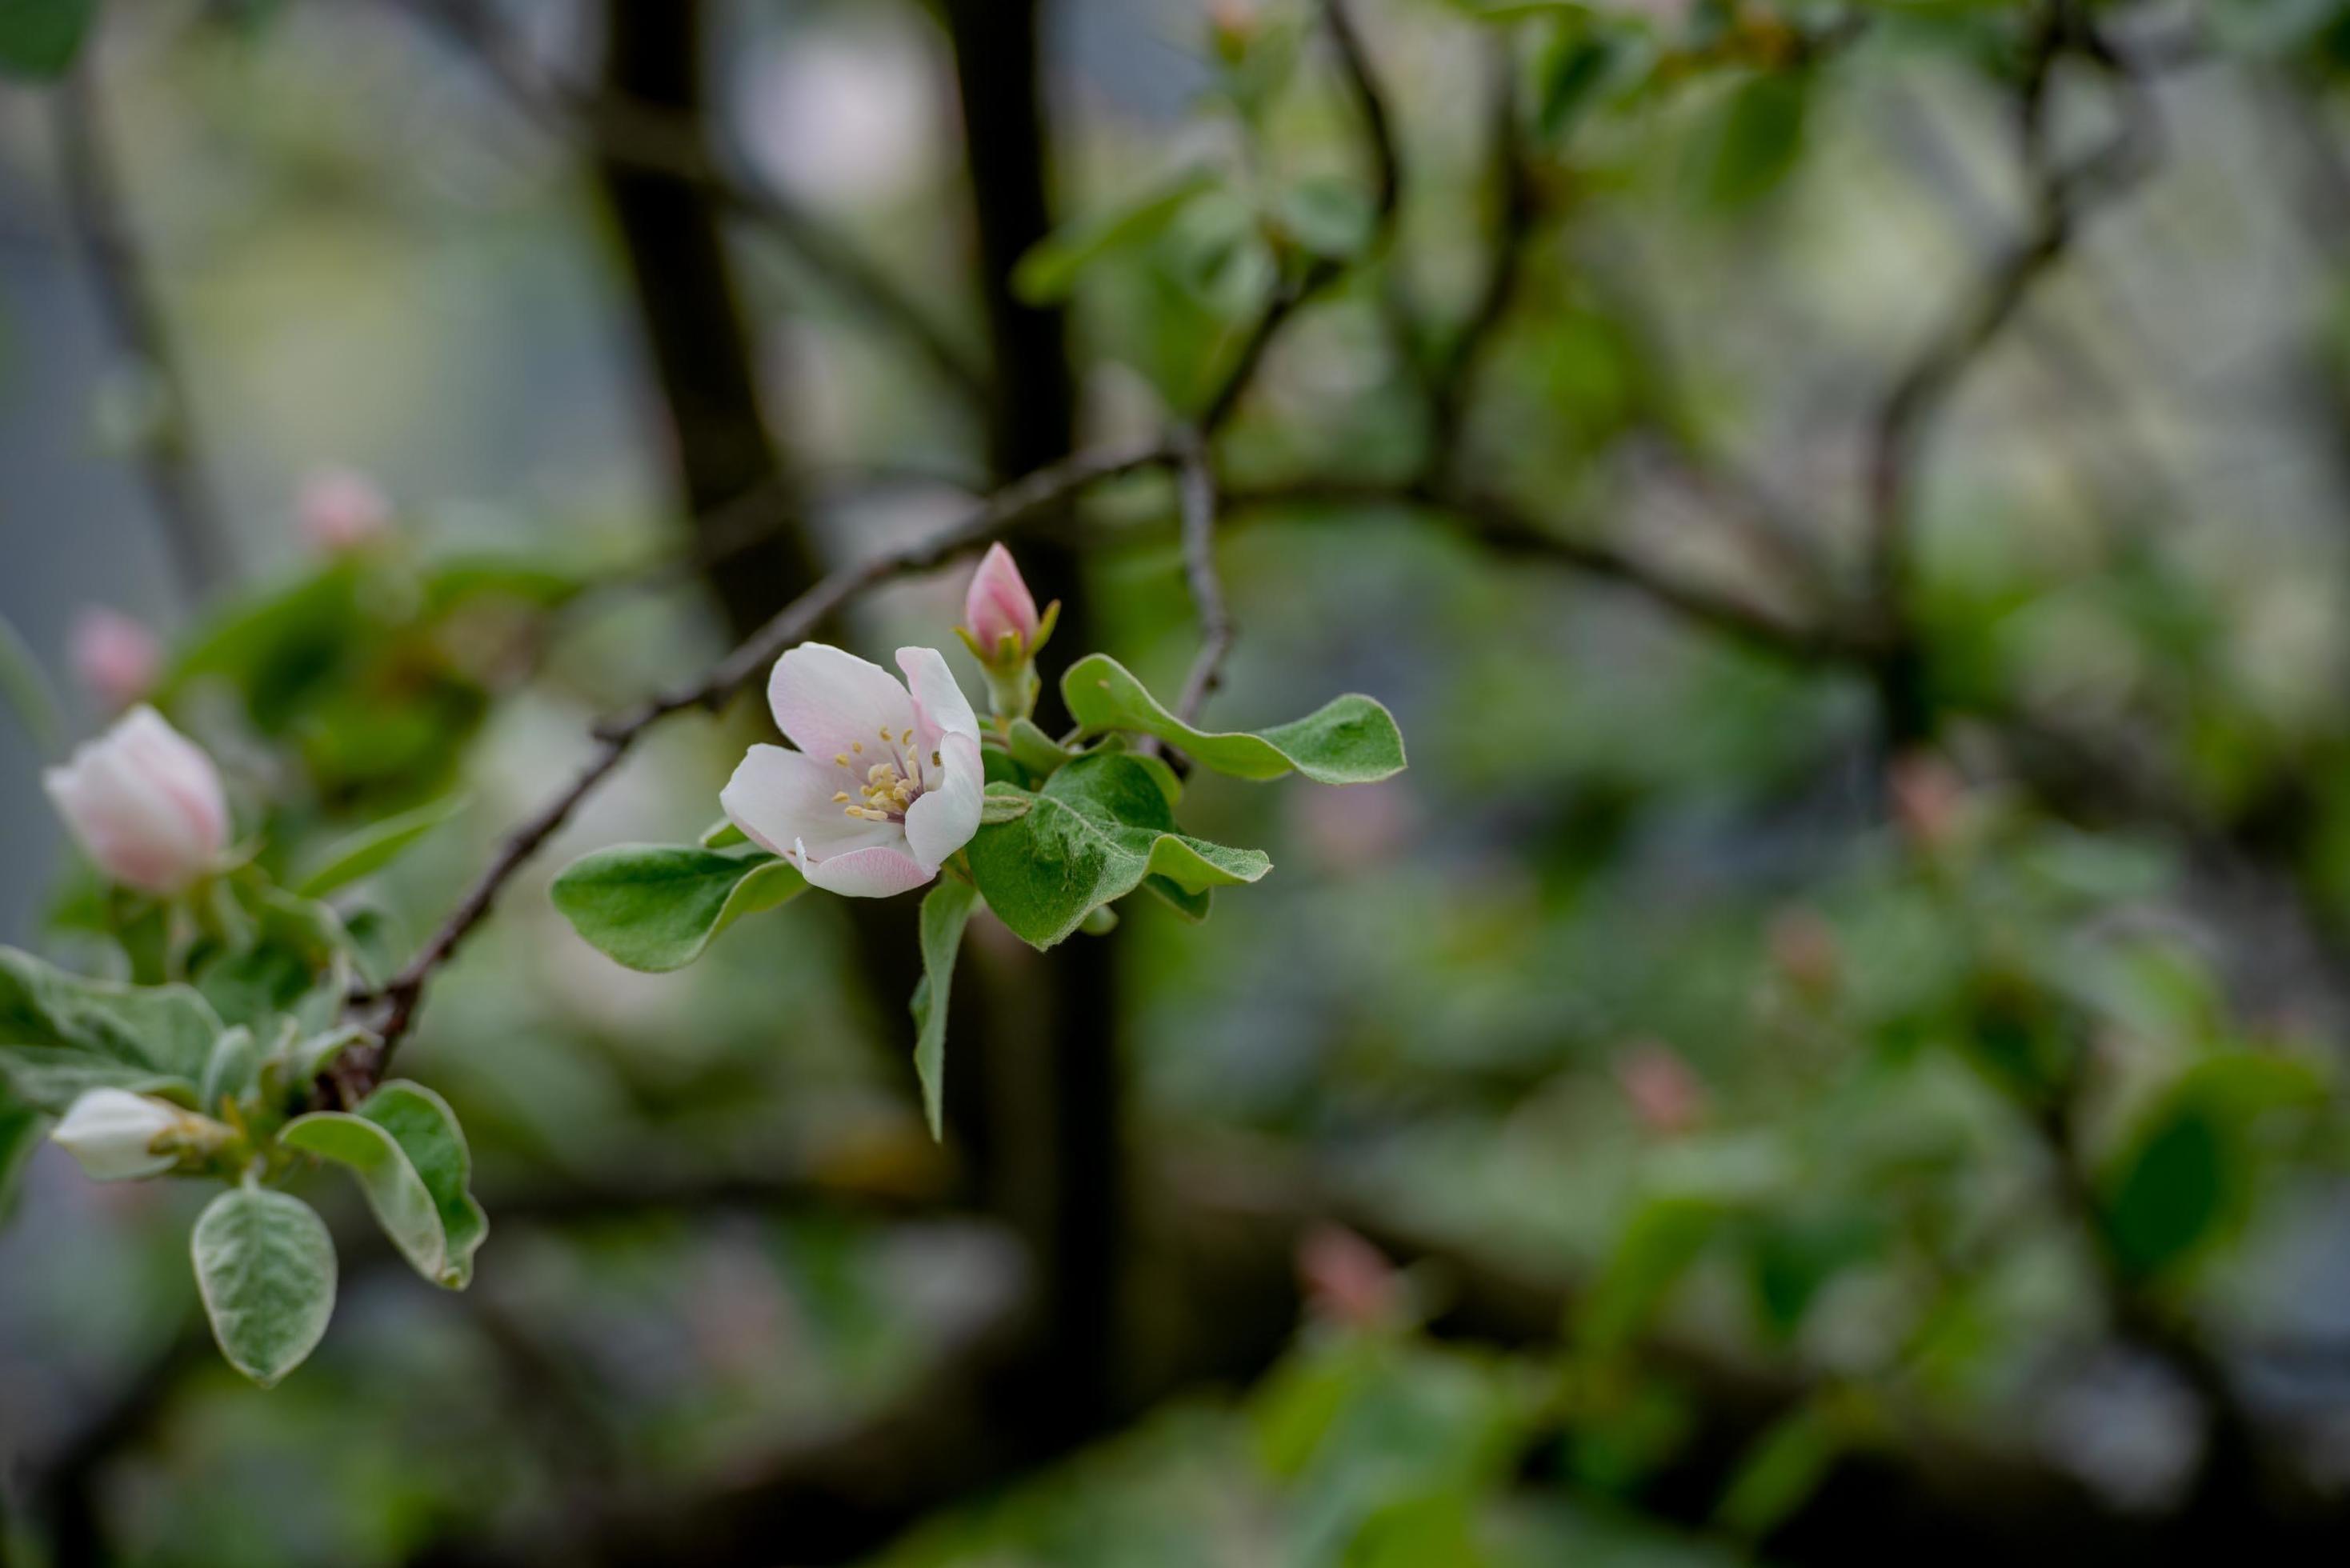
191, 1186, 338, 1387
358, 1079, 487, 1288
1059, 654, 1405, 784
550, 846, 808, 973
282, 1111, 448, 1286
0, 0, 94, 80
966, 751, 1271, 949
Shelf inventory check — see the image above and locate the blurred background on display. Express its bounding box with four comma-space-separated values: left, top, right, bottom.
6, 0, 2350, 1562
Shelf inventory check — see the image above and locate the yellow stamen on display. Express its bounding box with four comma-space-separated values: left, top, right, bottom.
852, 741, 863, 754
832, 791, 851, 802
835, 753, 851, 767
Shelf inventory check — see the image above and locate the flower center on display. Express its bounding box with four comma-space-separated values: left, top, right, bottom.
831, 726, 943, 825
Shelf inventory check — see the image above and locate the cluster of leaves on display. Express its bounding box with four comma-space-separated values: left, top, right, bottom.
551, 653, 1405, 1137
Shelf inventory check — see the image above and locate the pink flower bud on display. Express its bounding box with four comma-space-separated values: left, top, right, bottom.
1615, 1039, 1706, 1136
962, 543, 1042, 661
43, 706, 230, 895
69, 606, 162, 712
298, 466, 393, 554
1297, 1223, 1402, 1328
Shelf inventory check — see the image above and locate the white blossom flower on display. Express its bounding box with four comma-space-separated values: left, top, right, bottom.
720, 645, 984, 898
50, 1089, 192, 1181
44, 706, 230, 895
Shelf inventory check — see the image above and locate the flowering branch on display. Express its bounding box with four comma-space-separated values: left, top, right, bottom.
338, 439, 1174, 1084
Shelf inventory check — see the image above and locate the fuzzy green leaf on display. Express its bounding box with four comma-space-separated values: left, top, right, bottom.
191, 1186, 337, 1387
910, 878, 980, 1142
293, 794, 467, 897
282, 1111, 449, 1285
550, 845, 807, 972
980, 782, 1035, 824
358, 1080, 486, 1287
1059, 654, 1405, 784
966, 751, 1271, 949
0, 947, 220, 1111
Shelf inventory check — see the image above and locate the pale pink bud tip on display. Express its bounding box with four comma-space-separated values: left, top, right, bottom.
69, 606, 162, 711
1615, 1040, 1707, 1136
962, 543, 1042, 660
1297, 1224, 1402, 1328
298, 466, 394, 553
43, 705, 230, 896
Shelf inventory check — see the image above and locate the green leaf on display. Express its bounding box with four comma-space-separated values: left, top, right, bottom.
550, 845, 808, 972
1690, 70, 1810, 212
966, 751, 1271, 949
1714, 1401, 1843, 1539
282, 1111, 448, 1284
2097, 1054, 2325, 1285
0, 947, 220, 1110
358, 1080, 486, 1288
1013, 166, 1219, 303
293, 794, 467, 897
1060, 654, 1406, 784
0, 0, 94, 79
190, 1186, 337, 1387
910, 878, 980, 1142
1582, 1194, 1727, 1354
1271, 174, 1375, 259
699, 818, 749, 850
192, 890, 350, 1034
980, 782, 1035, 824
199, 1025, 264, 1115
1006, 718, 1073, 778
339, 904, 402, 991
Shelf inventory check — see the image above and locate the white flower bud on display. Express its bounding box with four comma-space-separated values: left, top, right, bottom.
50, 1089, 191, 1181
43, 706, 230, 895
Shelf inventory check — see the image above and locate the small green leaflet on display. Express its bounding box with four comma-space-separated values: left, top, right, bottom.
293, 794, 468, 897
1059, 654, 1406, 785
1013, 166, 1219, 304
910, 878, 980, 1142
191, 1186, 338, 1387
980, 782, 1035, 824
550, 845, 808, 972
966, 751, 1271, 949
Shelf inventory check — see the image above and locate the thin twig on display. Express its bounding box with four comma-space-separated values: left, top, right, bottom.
1198, 0, 1401, 434
338, 440, 1173, 1085
53, 67, 235, 601
1171, 432, 1231, 724
382, 0, 989, 408
1427, 35, 1533, 477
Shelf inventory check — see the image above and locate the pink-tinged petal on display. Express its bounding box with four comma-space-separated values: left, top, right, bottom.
69, 607, 160, 710
767, 643, 915, 762
896, 646, 979, 751
115, 706, 228, 853
43, 706, 227, 894
903, 731, 983, 867
298, 466, 393, 553
721, 745, 902, 860
795, 841, 938, 898
963, 543, 1039, 650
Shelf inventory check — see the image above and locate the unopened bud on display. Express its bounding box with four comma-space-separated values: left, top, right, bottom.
50, 1089, 218, 1182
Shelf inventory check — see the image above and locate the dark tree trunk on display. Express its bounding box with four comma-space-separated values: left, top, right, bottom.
597, 0, 822, 634
941, 0, 1127, 1445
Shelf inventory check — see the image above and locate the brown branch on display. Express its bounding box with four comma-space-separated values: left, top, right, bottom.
1862, 2, 2156, 718
335, 439, 1173, 1087
1224, 479, 1870, 666
53, 66, 236, 602
1426, 35, 1533, 478
1198, 0, 1402, 434
379, 0, 988, 408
